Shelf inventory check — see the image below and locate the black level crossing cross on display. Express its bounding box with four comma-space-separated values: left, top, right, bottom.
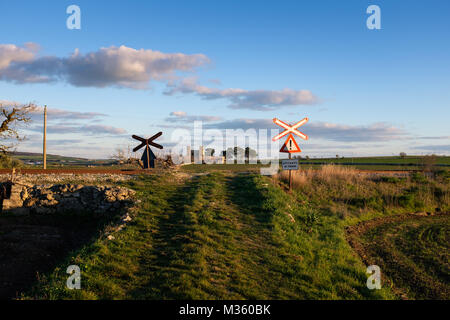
132, 132, 163, 169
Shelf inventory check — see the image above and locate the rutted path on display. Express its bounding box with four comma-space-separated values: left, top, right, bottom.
129, 172, 281, 299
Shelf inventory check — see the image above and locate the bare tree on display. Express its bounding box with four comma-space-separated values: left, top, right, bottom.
205, 148, 215, 157
110, 147, 127, 162
0, 103, 35, 154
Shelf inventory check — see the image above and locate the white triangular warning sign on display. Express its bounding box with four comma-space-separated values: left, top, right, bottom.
280, 134, 301, 153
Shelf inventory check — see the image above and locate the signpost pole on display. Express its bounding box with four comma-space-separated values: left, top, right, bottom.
288, 153, 292, 191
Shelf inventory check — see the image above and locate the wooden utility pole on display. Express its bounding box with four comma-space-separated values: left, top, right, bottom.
43, 105, 47, 170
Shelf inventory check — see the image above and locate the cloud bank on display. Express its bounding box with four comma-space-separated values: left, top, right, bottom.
166, 111, 222, 122
31, 124, 127, 135
165, 77, 318, 111
30, 106, 108, 121
0, 44, 209, 88
1, 43, 319, 110
0, 101, 108, 122
1, 100, 126, 136
205, 118, 406, 142
412, 144, 450, 152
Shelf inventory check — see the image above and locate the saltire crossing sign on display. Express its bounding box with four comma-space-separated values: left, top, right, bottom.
132, 132, 163, 169
272, 117, 309, 190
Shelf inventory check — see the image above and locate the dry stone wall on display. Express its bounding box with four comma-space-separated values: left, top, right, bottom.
3, 182, 136, 215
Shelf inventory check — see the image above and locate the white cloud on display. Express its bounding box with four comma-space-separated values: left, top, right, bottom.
0, 44, 210, 88
205, 118, 406, 142
0, 101, 126, 136
0, 44, 318, 111
29, 106, 107, 121
417, 136, 450, 140
164, 77, 318, 110
166, 111, 222, 122
0, 43, 37, 69
306, 122, 406, 142
170, 111, 187, 117
412, 144, 450, 152
0, 101, 108, 121
30, 124, 127, 135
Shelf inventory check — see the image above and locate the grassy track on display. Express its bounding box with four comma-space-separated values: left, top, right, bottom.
24, 172, 393, 299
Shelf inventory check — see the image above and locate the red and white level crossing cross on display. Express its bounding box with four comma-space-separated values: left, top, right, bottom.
272, 117, 309, 141
272, 116, 309, 191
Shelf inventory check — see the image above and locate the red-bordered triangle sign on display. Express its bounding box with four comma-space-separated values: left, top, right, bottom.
280, 134, 301, 153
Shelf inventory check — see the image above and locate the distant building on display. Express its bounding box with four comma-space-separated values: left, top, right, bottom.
205, 156, 225, 164
186, 146, 224, 164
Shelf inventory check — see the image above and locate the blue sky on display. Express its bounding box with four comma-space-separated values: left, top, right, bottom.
1, 0, 449, 158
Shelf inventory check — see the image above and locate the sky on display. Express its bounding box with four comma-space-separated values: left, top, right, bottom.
0, 0, 449, 159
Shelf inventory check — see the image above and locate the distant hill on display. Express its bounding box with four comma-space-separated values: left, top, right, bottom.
10, 151, 89, 160
8, 151, 116, 167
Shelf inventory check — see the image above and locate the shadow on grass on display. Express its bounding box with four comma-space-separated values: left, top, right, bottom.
225, 173, 272, 225
129, 175, 205, 299
0, 211, 115, 300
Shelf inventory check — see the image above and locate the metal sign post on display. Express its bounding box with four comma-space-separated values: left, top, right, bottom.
273, 117, 309, 191
132, 132, 163, 169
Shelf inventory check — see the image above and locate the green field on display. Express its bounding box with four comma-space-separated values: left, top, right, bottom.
9, 165, 447, 300
8, 152, 116, 168
7, 152, 450, 171
296, 156, 450, 166
293, 156, 450, 171
347, 214, 449, 299
21, 173, 391, 299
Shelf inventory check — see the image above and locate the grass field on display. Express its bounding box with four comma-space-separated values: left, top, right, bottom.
347, 214, 449, 299
10, 164, 446, 300
295, 155, 450, 166
181, 155, 450, 172
7, 152, 116, 168
0, 161, 445, 300
22, 172, 392, 299
7, 152, 450, 171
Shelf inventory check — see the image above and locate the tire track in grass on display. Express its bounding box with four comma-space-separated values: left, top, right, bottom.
130, 173, 228, 299
347, 213, 450, 299
220, 174, 282, 299
226, 174, 392, 299
132, 172, 284, 299
223, 173, 324, 299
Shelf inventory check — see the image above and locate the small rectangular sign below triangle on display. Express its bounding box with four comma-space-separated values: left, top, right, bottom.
280, 134, 301, 153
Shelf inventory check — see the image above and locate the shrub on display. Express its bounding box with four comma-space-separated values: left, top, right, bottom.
273, 164, 449, 215
275, 164, 361, 188
0, 153, 23, 168
378, 176, 405, 183
411, 172, 428, 184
